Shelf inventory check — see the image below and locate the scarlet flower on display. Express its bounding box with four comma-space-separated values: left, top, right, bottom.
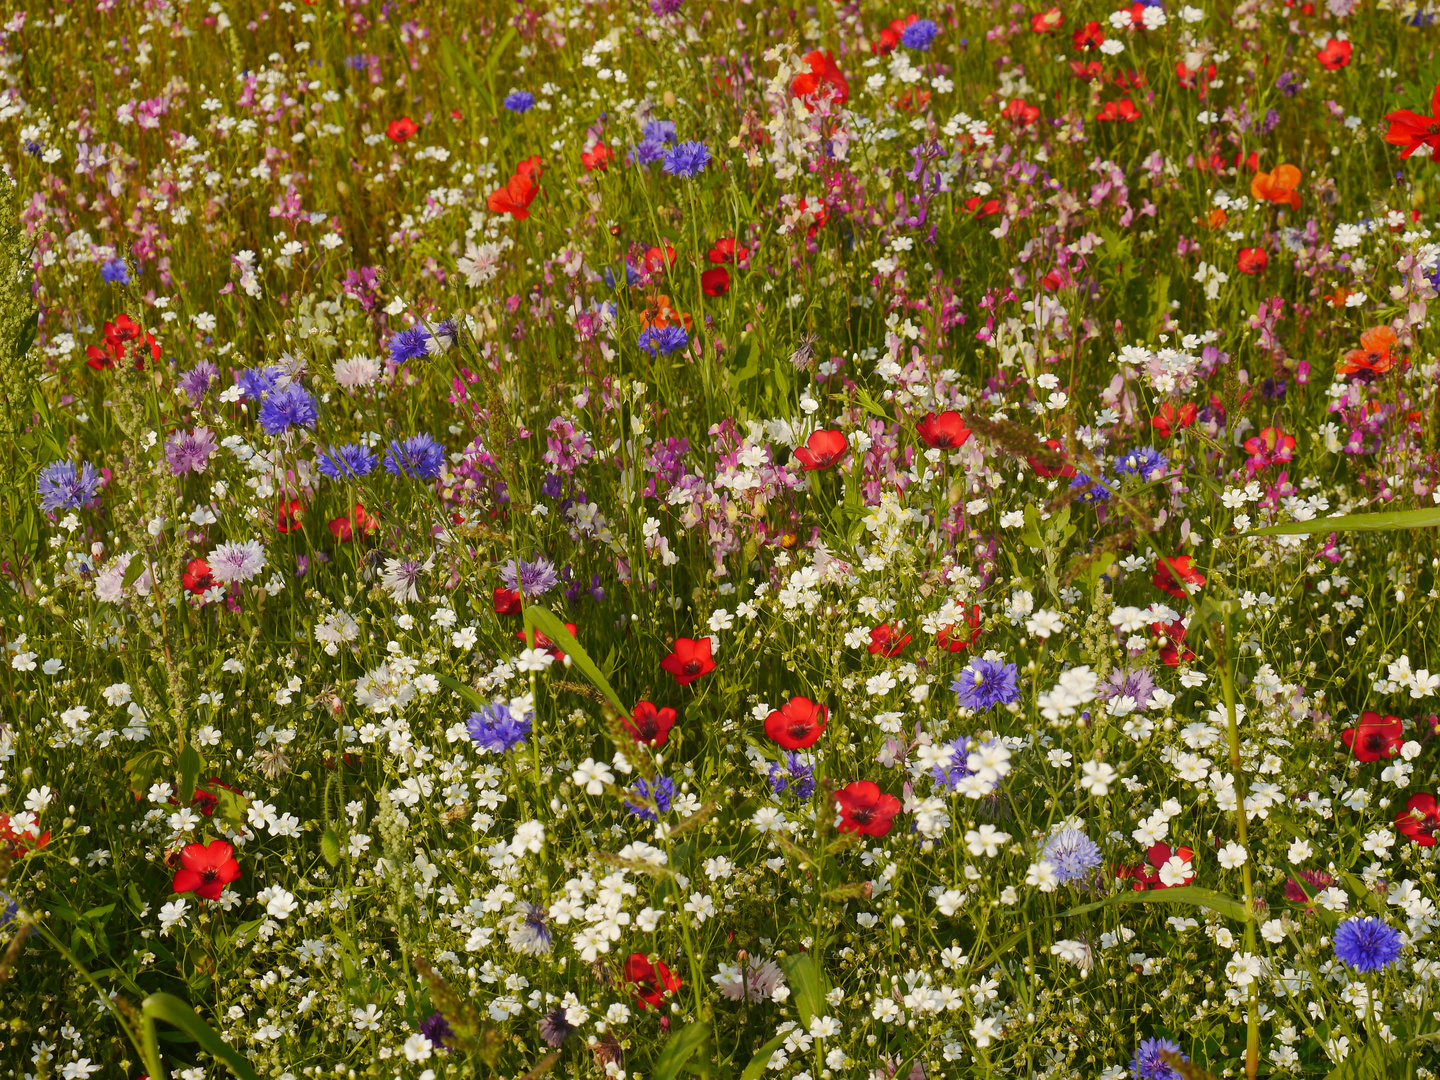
1150, 620, 1194, 667
1316, 38, 1352, 70
171, 839, 241, 901
1396, 793, 1440, 847
872, 14, 918, 56
1341, 712, 1403, 762
1072, 21, 1105, 50
1251, 163, 1302, 210
1069, 60, 1104, 82
0, 812, 50, 858
386, 116, 419, 143
1095, 98, 1140, 123
1338, 325, 1397, 379
276, 498, 305, 534
581, 142, 613, 171
624, 701, 677, 747
642, 243, 678, 276
1236, 247, 1268, 274
1111, 69, 1147, 90
1026, 438, 1076, 478
1383, 84, 1440, 160
1150, 401, 1197, 438
1152, 555, 1206, 599
328, 502, 377, 543
1030, 6, 1064, 32
625, 953, 682, 1009
182, 558, 214, 595
87, 314, 159, 371
494, 587, 524, 615
964, 196, 1002, 217
1175, 60, 1217, 92
764, 696, 828, 750
867, 624, 912, 657
1242, 426, 1295, 472
916, 410, 972, 450
706, 237, 748, 265
486, 156, 542, 220
638, 294, 692, 333
700, 267, 731, 297
790, 49, 849, 104
1146, 842, 1196, 889
793, 429, 848, 471
834, 781, 902, 837
516, 622, 576, 661
660, 637, 715, 686
1002, 98, 1040, 126
937, 605, 983, 653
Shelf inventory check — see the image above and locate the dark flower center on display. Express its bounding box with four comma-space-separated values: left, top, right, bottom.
682, 660, 703, 675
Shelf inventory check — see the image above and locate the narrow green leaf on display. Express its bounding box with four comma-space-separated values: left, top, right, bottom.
738, 1033, 787, 1080
436, 673, 489, 712
652, 1019, 709, 1080
121, 554, 149, 590
1249, 506, 1440, 536
176, 742, 202, 804
439, 37, 491, 113
141, 993, 262, 1080
778, 953, 826, 1029
1061, 885, 1254, 923
523, 605, 629, 716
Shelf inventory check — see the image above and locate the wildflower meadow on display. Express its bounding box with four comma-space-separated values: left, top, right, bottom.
5, 0, 1440, 1078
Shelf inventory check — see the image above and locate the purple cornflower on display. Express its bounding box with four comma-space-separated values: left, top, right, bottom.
661, 140, 711, 178
165, 427, 218, 476
1103, 666, 1156, 710
1276, 71, 1302, 98
901, 18, 939, 50
1069, 470, 1114, 504
625, 776, 675, 820
178, 360, 218, 403
1041, 829, 1104, 884
37, 460, 103, 512
1114, 446, 1168, 482
638, 325, 689, 356
1130, 1038, 1185, 1080
258, 383, 318, 435
538, 1007, 575, 1047
498, 556, 560, 596
318, 443, 377, 480
418, 1012, 454, 1052
100, 258, 130, 284
383, 434, 446, 479
952, 658, 1019, 711
631, 119, 677, 165
768, 752, 817, 799
1334, 917, 1403, 973
236, 365, 283, 401
930, 736, 974, 790
503, 90, 535, 113
466, 703, 533, 754
387, 327, 432, 366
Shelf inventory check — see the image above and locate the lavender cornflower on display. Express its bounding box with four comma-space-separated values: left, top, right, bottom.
383, 434, 446, 480
165, 427, 218, 476
236, 365, 283, 401
466, 703, 533, 754
625, 776, 675, 820
1069, 470, 1114, 504
1041, 829, 1104, 884
661, 140, 711, 178
901, 18, 939, 50
1114, 446, 1168, 482
258, 382, 318, 435
387, 327, 432, 366
538, 1007, 575, 1048
418, 1013, 454, 1052
207, 540, 267, 584
422, 317, 458, 355
930, 736, 974, 790
507, 902, 554, 956
638, 325, 689, 356
768, 752, 817, 799
178, 360, 219, 403
318, 443, 378, 480
952, 658, 1019, 711
1103, 666, 1156, 710
498, 556, 560, 597
37, 460, 103, 512
380, 555, 432, 603
503, 90, 535, 113
100, 258, 130, 284
1130, 1038, 1185, 1080
1333, 917, 1404, 972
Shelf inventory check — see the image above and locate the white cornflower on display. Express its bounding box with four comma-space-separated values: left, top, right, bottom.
207, 539, 267, 584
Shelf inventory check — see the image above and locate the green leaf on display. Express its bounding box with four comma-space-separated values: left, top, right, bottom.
1249, 506, 1440, 536
176, 741, 202, 804
854, 386, 893, 423
439, 37, 492, 114
652, 1019, 709, 1080
1061, 885, 1254, 923
778, 953, 827, 1029
523, 605, 629, 716
141, 993, 262, 1080
121, 553, 149, 591
436, 673, 489, 712
320, 827, 342, 868
212, 785, 250, 829
483, 25, 517, 99
122, 749, 166, 800
738, 1033, 788, 1080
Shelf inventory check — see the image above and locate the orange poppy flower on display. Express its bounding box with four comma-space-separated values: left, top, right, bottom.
1251, 164, 1302, 210
639, 295, 692, 333
1338, 325, 1397, 378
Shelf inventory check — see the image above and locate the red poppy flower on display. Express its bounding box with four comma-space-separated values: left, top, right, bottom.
1384, 85, 1440, 160
1242, 426, 1295, 471
517, 622, 576, 661
487, 156, 542, 220
706, 237, 749, 265
1236, 247, 1268, 274
790, 49, 849, 104
1396, 793, 1440, 846
700, 267, 731, 297
1002, 99, 1040, 126
1096, 98, 1141, 123
1175, 60, 1217, 92
625, 953, 682, 1010
1341, 712, 1403, 762
494, 587, 523, 615
1030, 6, 1064, 32
937, 605, 983, 653
87, 314, 159, 370
1072, 21, 1105, 50
867, 624, 911, 657
1251, 164, 1302, 210
276, 498, 305, 534
328, 502, 377, 543
1027, 438, 1075, 478
872, 15, 917, 56
660, 637, 715, 686
0, 812, 50, 858
1150, 401, 1197, 438
581, 142, 613, 171
171, 839, 241, 901
964, 196, 1002, 217
1070, 60, 1104, 82
915, 410, 972, 450
764, 696, 828, 750
624, 701, 677, 747
793, 429, 848, 471
834, 781, 902, 837
182, 558, 214, 596
1316, 38, 1351, 70
387, 116, 419, 143
641, 243, 678, 277
1150, 620, 1194, 666
1152, 555, 1206, 599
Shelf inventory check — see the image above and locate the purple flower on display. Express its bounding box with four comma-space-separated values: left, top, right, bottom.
1276, 71, 1301, 98
1130, 1038, 1185, 1080
901, 18, 939, 50
178, 360, 219, 403
418, 1012, 454, 1052
661, 140, 711, 178
768, 752, 817, 799
1104, 666, 1156, 710
100, 258, 130, 284
0, 890, 16, 931
258, 382, 318, 435
236, 365, 283, 401
498, 556, 560, 596
37, 460, 103, 512
1041, 829, 1103, 883
1114, 446, 1168, 481
649, 0, 683, 13
1334, 917, 1403, 972
1069, 470, 1114, 504
165, 426, 219, 476
503, 90, 535, 113
318, 443, 377, 480
387, 327, 432, 366
383, 434, 446, 479
466, 703, 533, 754
625, 776, 675, 821
539, 1007, 575, 1047
638, 325, 688, 356
951, 658, 1019, 711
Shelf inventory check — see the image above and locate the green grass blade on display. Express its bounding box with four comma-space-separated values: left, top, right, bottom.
1249, 506, 1440, 536
141, 994, 262, 1080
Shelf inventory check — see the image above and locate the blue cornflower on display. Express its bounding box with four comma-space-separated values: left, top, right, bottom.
1333, 917, 1404, 973
1069, 470, 1113, 504
383, 434, 447, 480
418, 1012, 454, 1052
930, 736, 974, 790
661, 140, 711, 178
498, 557, 561, 596
236, 365, 283, 401
318, 443, 378, 480
387, 327, 432, 366
1114, 446, 1168, 482
1041, 829, 1104, 884
1130, 1038, 1185, 1080
258, 382, 318, 435
768, 752, 817, 799
952, 658, 1019, 711
0, 890, 15, 930
638, 325, 689, 356
37, 460, 103, 512
503, 90, 535, 113
901, 18, 939, 50
466, 703, 533, 754
625, 776, 675, 821
100, 259, 130, 284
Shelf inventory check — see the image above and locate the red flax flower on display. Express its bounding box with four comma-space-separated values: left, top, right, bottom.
964, 196, 1002, 217
494, 587, 523, 615
516, 622, 577, 661
1383, 84, 1440, 159
1150, 401, 1197, 438
1242, 426, 1295, 472
660, 637, 715, 686
171, 839, 241, 901
1337, 325, 1398, 379
1396, 794, 1440, 846
1070, 60, 1104, 82
487, 156, 542, 220
275, 498, 305, 534
793, 429, 848, 470
873, 15, 918, 55
1002, 99, 1040, 126
834, 781, 902, 837
915, 409, 972, 449
182, 558, 214, 596
581, 142, 613, 171
1145, 842, 1196, 890
1096, 99, 1141, 122
386, 116, 419, 143
1153, 555, 1205, 599
765, 696, 828, 750
1236, 247, 1268, 274
790, 50, 849, 104
937, 605, 982, 653
86, 314, 159, 371
1027, 438, 1076, 478
1030, 6, 1064, 32
1316, 38, 1352, 70
1341, 712, 1403, 762
328, 502, 377, 543
1072, 21, 1106, 50
700, 267, 731, 297
624, 701, 677, 747
1150, 620, 1194, 667
868, 624, 911, 657
625, 953, 682, 1010
706, 237, 749, 265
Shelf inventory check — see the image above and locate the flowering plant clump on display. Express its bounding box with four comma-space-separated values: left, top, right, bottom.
3, 2, 1440, 1080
